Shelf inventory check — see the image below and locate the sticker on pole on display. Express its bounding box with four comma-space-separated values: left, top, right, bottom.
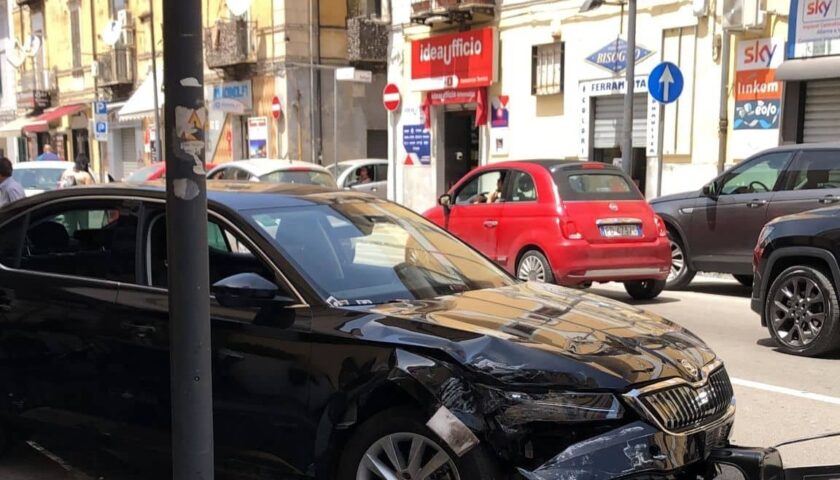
383, 83, 401, 112
648, 62, 684, 104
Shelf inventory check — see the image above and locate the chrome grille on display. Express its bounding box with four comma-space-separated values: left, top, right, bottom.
633, 368, 734, 433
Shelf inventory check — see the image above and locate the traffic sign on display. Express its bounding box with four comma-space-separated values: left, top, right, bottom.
648, 62, 684, 104
383, 83, 401, 112
94, 121, 108, 141
94, 101, 108, 115
271, 96, 282, 120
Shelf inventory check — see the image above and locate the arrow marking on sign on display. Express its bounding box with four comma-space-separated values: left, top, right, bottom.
659, 65, 674, 103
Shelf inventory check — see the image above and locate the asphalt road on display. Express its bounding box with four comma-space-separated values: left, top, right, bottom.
3, 277, 840, 477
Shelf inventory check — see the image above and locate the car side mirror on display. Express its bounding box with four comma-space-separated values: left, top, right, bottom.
439, 194, 452, 208
703, 181, 721, 199
212, 273, 295, 309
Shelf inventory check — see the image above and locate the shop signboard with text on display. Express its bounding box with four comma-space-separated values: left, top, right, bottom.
247, 117, 268, 159
411, 27, 497, 91
734, 38, 783, 130
788, 0, 840, 58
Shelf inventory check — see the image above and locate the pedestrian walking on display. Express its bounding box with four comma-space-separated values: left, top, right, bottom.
36, 144, 60, 161
59, 154, 95, 188
0, 157, 25, 207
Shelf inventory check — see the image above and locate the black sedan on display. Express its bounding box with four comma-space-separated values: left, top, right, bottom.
0, 183, 751, 479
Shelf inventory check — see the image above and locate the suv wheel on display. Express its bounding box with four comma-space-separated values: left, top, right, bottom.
517, 250, 555, 283
624, 279, 667, 300
766, 266, 840, 357
733, 275, 754, 287
666, 234, 696, 289
337, 408, 503, 480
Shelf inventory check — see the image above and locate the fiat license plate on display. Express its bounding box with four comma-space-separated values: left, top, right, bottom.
599, 224, 641, 238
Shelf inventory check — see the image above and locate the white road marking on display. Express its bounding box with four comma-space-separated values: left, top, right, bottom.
732, 377, 840, 405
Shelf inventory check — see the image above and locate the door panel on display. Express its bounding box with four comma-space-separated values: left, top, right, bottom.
446, 170, 506, 260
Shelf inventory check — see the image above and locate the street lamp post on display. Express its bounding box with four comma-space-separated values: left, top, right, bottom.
580, 0, 637, 177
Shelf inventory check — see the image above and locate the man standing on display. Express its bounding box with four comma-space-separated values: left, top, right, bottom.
0, 158, 25, 207
36, 144, 60, 161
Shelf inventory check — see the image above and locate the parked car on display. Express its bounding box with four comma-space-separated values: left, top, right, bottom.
652, 144, 840, 289
752, 206, 840, 357
124, 162, 218, 182
0, 183, 743, 479
10, 161, 76, 196
206, 159, 337, 187
335, 158, 388, 198
424, 160, 671, 299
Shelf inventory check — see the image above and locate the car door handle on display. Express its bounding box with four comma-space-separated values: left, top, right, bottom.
371, 187, 377, 192
483, 220, 499, 229
746, 200, 768, 208
818, 195, 840, 204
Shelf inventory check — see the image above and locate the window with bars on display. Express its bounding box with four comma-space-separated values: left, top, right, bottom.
531, 42, 564, 96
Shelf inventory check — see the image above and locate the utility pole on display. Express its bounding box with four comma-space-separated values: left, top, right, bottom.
162, 0, 214, 478
621, 0, 637, 178
149, 0, 162, 162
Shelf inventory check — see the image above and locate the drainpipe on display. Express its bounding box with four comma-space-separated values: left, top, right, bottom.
717, 30, 731, 174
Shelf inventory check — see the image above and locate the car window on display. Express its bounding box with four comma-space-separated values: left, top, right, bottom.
16, 204, 138, 283
0, 216, 26, 268
788, 150, 840, 191
720, 153, 791, 195
147, 214, 273, 288
11, 167, 66, 191
551, 168, 643, 201
260, 170, 335, 187
374, 164, 388, 182
507, 170, 537, 203
455, 170, 505, 204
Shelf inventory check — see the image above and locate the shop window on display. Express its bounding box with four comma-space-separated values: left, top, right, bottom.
531, 42, 564, 96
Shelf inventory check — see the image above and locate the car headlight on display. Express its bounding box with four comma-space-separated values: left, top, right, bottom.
487, 389, 625, 426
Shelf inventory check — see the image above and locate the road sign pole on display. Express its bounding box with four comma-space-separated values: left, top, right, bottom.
163, 0, 214, 477
656, 102, 665, 197
621, 0, 637, 178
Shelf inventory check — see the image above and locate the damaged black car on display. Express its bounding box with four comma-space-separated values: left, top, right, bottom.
0, 184, 817, 479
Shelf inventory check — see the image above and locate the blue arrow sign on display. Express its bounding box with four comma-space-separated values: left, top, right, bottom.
648, 62, 684, 104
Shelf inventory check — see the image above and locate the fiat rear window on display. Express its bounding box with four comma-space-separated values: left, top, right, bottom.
551, 169, 643, 201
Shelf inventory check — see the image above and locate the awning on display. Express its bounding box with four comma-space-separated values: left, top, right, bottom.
0, 116, 45, 138
775, 56, 840, 81
22, 104, 87, 133
119, 66, 164, 122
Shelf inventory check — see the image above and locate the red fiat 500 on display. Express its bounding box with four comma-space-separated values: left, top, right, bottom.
424, 160, 672, 299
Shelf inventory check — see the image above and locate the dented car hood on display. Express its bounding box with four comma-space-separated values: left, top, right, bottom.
354, 282, 716, 391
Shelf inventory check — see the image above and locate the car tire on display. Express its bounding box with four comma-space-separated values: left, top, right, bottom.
733, 275, 754, 287
624, 279, 667, 300
666, 233, 696, 290
765, 266, 840, 357
336, 407, 504, 480
516, 250, 555, 284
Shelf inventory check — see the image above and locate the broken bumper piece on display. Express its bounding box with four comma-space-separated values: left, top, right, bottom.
519, 409, 736, 480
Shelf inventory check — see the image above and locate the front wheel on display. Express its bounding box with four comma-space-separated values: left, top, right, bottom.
337, 408, 503, 480
624, 279, 667, 300
766, 266, 840, 357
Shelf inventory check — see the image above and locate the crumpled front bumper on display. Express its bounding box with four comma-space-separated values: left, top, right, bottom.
518, 408, 736, 479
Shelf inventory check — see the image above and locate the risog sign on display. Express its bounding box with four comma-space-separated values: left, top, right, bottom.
410, 27, 497, 91
585, 38, 653, 74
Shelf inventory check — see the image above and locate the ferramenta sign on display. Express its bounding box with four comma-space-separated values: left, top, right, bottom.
411, 27, 497, 91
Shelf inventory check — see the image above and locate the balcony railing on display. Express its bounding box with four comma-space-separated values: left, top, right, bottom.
347, 16, 388, 67
411, 0, 496, 24
205, 19, 257, 70
98, 47, 135, 87
16, 69, 52, 111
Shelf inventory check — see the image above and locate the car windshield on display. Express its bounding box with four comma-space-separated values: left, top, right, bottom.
260, 169, 337, 187
247, 201, 515, 305
12, 167, 66, 191
125, 164, 161, 182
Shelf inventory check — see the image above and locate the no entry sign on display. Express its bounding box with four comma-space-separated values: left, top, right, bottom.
383, 83, 401, 112
271, 96, 282, 119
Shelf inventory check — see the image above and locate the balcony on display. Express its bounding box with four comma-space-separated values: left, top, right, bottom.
16, 0, 42, 6
205, 18, 258, 76
98, 47, 136, 100
16, 69, 52, 112
347, 16, 389, 69
410, 0, 496, 25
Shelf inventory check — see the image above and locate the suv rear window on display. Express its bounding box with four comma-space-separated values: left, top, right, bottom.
551, 169, 643, 201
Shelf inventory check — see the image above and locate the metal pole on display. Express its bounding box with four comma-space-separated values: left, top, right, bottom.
150, 0, 162, 163
717, 31, 731, 174
621, 0, 637, 177
387, 110, 395, 201
333, 74, 338, 178
89, 0, 102, 180
656, 102, 665, 197
162, 0, 214, 477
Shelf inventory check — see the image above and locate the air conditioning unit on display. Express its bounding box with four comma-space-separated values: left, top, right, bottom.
723, 0, 766, 30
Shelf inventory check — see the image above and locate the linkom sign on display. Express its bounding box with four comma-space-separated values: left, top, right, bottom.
410, 27, 498, 91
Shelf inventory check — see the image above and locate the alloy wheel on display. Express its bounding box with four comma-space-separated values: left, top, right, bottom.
668, 240, 685, 283
518, 255, 546, 282
770, 275, 827, 348
356, 432, 460, 480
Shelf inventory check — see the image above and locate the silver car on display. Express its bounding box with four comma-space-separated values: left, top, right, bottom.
206, 159, 336, 187
335, 159, 388, 199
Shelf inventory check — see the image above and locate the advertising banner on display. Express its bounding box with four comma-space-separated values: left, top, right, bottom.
734, 38, 783, 130
402, 124, 431, 165
789, 0, 840, 58
247, 117, 269, 159
411, 27, 497, 91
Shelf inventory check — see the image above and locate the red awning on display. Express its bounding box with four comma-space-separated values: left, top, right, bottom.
23, 104, 87, 133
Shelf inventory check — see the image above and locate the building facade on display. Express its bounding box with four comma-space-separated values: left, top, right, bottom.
387, 0, 797, 213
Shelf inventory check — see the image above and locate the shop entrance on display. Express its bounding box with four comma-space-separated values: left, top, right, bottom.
443, 110, 479, 191
592, 94, 648, 194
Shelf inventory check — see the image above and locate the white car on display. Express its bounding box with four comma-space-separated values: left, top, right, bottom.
11, 161, 76, 196
335, 159, 388, 199
206, 160, 336, 188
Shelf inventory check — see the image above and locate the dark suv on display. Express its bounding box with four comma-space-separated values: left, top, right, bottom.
752, 206, 840, 357
652, 144, 840, 289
